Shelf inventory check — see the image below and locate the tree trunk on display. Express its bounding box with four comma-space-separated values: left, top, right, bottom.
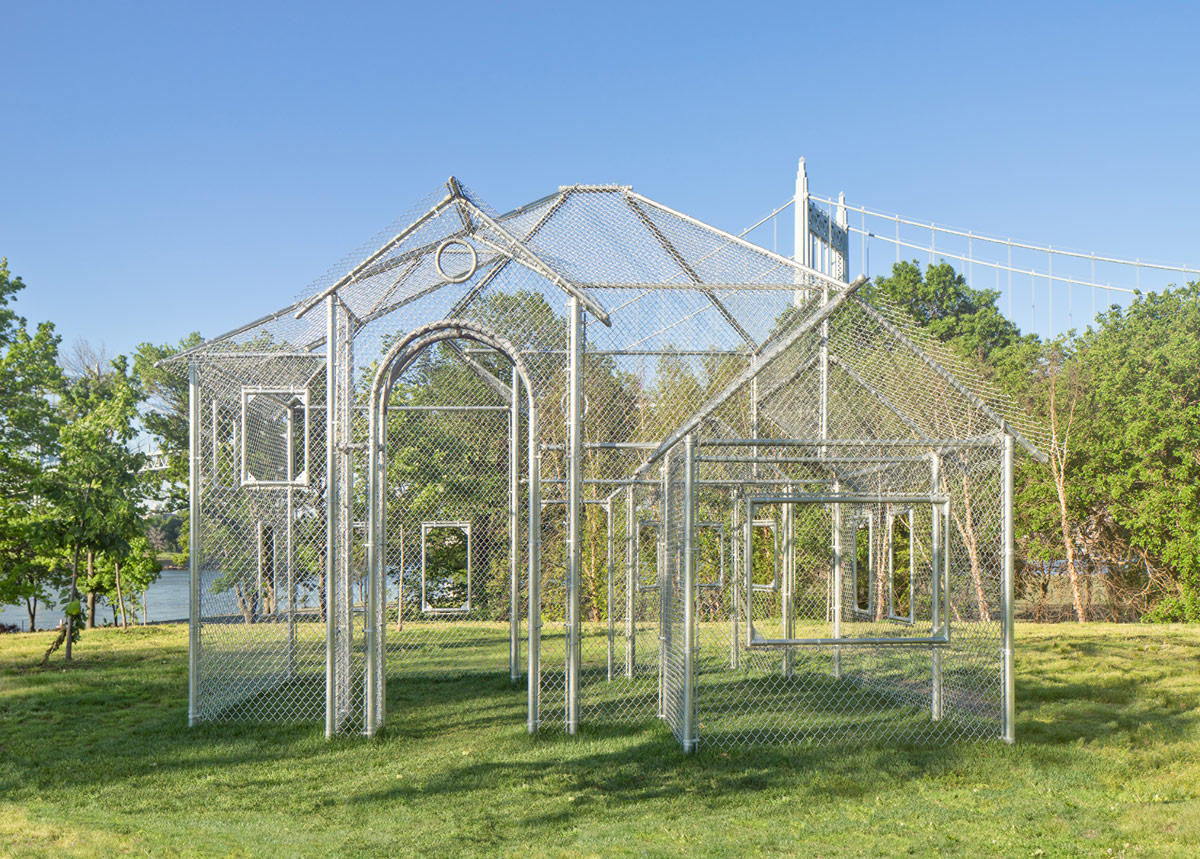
950, 475, 991, 623
874, 509, 888, 621
115, 560, 127, 629
1054, 464, 1086, 623
85, 551, 96, 629
65, 540, 82, 661
584, 508, 601, 622
234, 582, 256, 624
25, 597, 37, 632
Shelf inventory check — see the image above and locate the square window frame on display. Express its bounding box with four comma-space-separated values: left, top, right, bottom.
239, 386, 310, 488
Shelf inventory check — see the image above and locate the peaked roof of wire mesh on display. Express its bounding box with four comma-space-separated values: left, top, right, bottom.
170, 178, 1049, 458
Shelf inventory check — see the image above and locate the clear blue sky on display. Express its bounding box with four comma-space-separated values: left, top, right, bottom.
3, 1, 1197, 357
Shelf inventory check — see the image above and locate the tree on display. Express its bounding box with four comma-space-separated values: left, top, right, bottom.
90, 536, 162, 628
46, 354, 146, 659
1073, 285, 1200, 621
133, 334, 202, 508
0, 258, 65, 631
866, 260, 1026, 361
1001, 336, 1092, 621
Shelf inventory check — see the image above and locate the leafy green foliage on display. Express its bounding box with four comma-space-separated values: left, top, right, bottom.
0, 259, 66, 631
866, 259, 1028, 360
1074, 285, 1200, 620
132, 334, 201, 507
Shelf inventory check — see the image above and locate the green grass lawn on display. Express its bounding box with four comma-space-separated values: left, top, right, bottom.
1, 623, 1198, 857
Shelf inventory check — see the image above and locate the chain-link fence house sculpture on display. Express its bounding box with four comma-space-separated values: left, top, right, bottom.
166, 177, 1047, 751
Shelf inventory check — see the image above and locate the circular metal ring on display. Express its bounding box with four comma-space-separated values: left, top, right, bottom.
435, 238, 478, 284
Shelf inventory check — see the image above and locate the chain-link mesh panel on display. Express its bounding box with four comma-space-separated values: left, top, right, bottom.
678, 440, 1004, 748
175, 179, 1029, 749
193, 354, 329, 724
377, 345, 516, 686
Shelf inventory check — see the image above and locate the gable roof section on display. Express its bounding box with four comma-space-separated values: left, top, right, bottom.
166, 177, 1048, 462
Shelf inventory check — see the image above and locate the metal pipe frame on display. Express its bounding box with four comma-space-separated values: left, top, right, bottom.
682, 435, 697, 752
748, 519, 781, 592
699, 436, 1004, 448
831, 480, 842, 677
697, 455, 929, 465
296, 193, 456, 320
606, 498, 615, 682
565, 296, 583, 734
632, 276, 867, 479
729, 499, 740, 670
625, 485, 636, 679
633, 522, 663, 593
658, 461, 669, 720
1003, 433, 1016, 744
187, 361, 201, 726
781, 487, 795, 676
528, 413, 542, 734
931, 452, 943, 721
510, 368, 521, 682
363, 318, 543, 734
324, 296, 338, 739
744, 494, 951, 650
419, 521, 472, 614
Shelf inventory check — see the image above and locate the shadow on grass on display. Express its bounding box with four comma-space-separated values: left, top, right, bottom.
4, 625, 1197, 811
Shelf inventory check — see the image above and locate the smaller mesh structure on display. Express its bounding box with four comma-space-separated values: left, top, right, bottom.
169, 177, 1042, 749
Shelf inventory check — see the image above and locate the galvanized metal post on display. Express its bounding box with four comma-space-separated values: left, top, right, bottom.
527, 404, 541, 734
730, 494, 740, 670
625, 488, 637, 677
510, 367, 521, 683
831, 479, 842, 679
324, 295, 338, 739
658, 460, 669, 719
931, 452, 943, 721
187, 360, 201, 727
365, 387, 379, 738
566, 296, 583, 735
782, 488, 795, 677
606, 498, 615, 682
1003, 434, 1016, 744
286, 482, 295, 678
682, 435, 697, 752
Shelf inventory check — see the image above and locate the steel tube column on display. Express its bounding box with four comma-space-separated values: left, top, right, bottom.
782, 488, 795, 676
931, 452, 943, 721
1003, 434, 1016, 744
324, 296, 338, 738
187, 361, 201, 726
526, 400, 542, 733
625, 485, 636, 679
565, 296, 583, 734
831, 479, 842, 679
365, 388, 381, 737
682, 435, 697, 752
510, 368, 521, 682
606, 499, 615, 681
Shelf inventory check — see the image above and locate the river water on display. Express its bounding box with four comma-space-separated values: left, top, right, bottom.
0, 568, 192, 632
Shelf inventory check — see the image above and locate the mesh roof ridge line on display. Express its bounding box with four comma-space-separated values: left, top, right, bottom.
294, 191, 458, 320
847, 295, 1048, 463
632, 275, 868, 478
625, 189, 848, 292
622, 191, 758, 348
458, 193, 613, 326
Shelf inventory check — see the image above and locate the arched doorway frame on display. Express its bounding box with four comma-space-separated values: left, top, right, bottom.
364, 319, 542, 737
